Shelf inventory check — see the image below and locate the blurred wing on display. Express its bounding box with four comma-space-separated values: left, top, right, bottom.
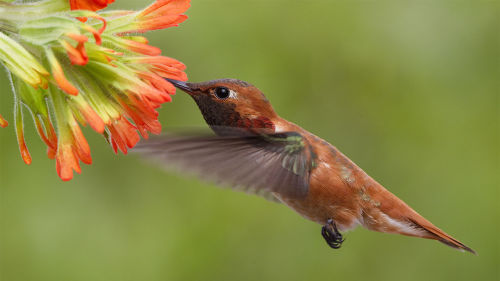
135, 131, 314, 200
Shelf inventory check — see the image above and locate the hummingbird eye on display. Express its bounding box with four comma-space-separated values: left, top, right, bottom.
214, 87, 231, 99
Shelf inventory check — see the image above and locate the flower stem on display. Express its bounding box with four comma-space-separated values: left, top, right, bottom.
0, 0, 69, 22
0, 19, 16, 34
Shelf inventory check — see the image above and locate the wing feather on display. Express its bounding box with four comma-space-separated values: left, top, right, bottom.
134, 132, 313, 200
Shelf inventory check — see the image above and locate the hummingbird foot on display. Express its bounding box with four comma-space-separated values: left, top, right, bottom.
321, 219, 344, 249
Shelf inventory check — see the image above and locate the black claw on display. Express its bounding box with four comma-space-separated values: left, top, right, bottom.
321, 219, 344, 249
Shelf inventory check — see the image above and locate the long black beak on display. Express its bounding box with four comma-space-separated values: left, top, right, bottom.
165, 78, 194, 94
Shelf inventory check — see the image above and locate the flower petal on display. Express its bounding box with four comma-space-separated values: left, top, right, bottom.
34, 116, 55, 150
0, 33, 49, 89
15, 103, 32, 165
62, 40, 88, 65
46, 49, 79, 95
83, 25, 103, 45
71, 122, 92, 164
0, 114, 8, 128
66, 33, 89, 43
70, 0, 115, 12
109, 37, 161, 56
56, 142, 81, 181
107, 117, 140, 154
111, 0, 190, 34
137, 0, 190, 32
76, 99, 106, 133
141, 0, 190, 19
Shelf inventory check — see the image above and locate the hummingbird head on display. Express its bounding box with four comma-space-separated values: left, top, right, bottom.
167, 78, 278, 133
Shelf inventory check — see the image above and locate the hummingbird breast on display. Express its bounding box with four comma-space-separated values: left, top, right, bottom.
269, 120, 366, 231
275, 140, 364, 230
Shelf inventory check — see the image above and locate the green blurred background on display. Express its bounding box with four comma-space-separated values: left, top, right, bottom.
1, 0, 499, 280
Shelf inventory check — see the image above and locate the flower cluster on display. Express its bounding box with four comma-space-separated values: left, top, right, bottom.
0, 0, 189, 180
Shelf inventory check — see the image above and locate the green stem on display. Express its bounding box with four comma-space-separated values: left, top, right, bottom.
0, 19, 16, 34
0, 0, 69, 22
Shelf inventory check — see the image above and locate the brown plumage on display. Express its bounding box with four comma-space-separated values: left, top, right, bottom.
136, 78, 475, 254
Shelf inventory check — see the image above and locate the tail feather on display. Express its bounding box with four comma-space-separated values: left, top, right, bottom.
363, 187, 476, 254
408, 218, 476, 255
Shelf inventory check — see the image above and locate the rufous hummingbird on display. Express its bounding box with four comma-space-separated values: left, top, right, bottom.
137, 78, 475, 254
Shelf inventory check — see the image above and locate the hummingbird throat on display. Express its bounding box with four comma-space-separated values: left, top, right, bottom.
192, 95, 275, 133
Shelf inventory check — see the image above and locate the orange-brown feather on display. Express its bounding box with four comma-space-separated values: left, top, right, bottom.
271, 118, 475, 253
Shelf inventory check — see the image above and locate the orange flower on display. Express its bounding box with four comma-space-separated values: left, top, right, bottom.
46, 49, 79, 96
14, 102, 32, 165
1, 0, 190, 181
107, 117, 141, 154
134, 0, 189, 33
104, 0, 190, 35
55, 118, 92, 180
69, 0, 115, 11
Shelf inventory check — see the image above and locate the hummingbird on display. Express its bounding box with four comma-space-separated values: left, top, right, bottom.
136, 78, 475, 254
